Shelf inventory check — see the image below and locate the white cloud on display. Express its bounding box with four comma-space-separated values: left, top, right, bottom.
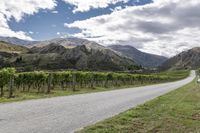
52, 10, 59, 14
110, 6, 123, 12
57, 32, 60, 35
63, 0, 130, 13
0, 0, 56, 40
65, 0, 200, 57
29, 31, 34, 34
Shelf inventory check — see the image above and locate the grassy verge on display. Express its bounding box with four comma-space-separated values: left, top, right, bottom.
79, 79, 200, 133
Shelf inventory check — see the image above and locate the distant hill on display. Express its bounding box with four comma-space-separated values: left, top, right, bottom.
0, 40, 139, 71
0, 41, 28, 53
0, 36, 38, 46
160, 47, 200, 70
108, 45, 167, 68
0, 41, 28, 65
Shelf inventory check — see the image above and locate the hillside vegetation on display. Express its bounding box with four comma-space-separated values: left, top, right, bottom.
0, 40, 139, 71
160, 47, 200, 70
109, 45, 167, 68
0, 37, 171, 69
0, 41, 28, 53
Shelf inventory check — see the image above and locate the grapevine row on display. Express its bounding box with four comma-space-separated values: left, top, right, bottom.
0, 68, 180, 98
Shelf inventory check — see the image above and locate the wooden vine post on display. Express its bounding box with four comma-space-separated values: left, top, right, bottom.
72, 72, 76, 91
0, 83, 3, 97
47, 73, 52, 94
8, 76, 14, 98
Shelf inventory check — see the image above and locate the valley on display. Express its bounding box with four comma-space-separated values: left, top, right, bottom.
0, 36, 199, 133
1, 1, 200, 133
0, 36, 196, 102
109, 45, 167, 68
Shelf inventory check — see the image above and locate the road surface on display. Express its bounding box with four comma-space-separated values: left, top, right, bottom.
0, 71, 195, 133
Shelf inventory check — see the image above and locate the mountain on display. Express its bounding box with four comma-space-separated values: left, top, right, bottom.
108, 45, 167, 68
0, 41, 28, 53
160, 47, 200, 70
0, 36, 38, 46
29, 43, 67, 54
31, 38, 105, 50
0, 40, 139, 71
0, 41, 29, 65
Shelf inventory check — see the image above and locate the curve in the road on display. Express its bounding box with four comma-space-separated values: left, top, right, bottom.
0, 71, 195, 133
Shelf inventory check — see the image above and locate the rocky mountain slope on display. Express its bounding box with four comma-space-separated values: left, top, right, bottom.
30, 38, 105, 50
108, 45, 167, 68
0, 41, 138, 71
160, 47, 200, 70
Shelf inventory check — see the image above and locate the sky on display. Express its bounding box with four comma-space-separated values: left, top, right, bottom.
1, 0, 200, 57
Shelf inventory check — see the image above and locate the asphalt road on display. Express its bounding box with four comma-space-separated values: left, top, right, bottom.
0, 71, 195, 133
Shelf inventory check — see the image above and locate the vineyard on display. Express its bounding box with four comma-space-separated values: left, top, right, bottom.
0, 68, 189, 100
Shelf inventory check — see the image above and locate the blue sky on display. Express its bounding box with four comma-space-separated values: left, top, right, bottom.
8, 0, 152, 41
1, 0, 200, 57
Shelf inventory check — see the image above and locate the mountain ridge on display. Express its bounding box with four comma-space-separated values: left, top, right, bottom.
0, 40, 139, 71
0, 36, 38, 46
0, 41, 28, 53
159, 47, 200, 70
0, 36, 170, 70
108, 45, 167, 68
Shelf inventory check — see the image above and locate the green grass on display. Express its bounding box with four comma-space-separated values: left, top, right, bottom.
155, 70, 190, 80
78, 80, 200, 133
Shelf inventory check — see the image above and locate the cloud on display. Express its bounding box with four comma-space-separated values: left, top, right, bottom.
65, 0, 200, 57
62, 0, 130, 13
110, 6, 123, 12
52, 10, 59, 14
0, 0, 57, 40
29, 31, 34, 34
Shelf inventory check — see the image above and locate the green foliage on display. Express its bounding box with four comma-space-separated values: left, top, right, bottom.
0, 68, 16, 97
0, 69, 189, 98
155, 70, 190, 80
0, 68, 16, 85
